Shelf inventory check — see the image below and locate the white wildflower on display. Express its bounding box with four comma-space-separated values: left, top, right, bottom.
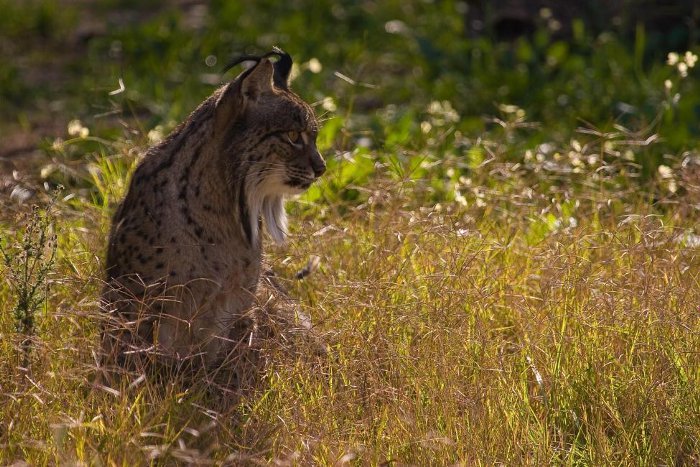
668, 179, 678, 193
147, 125, 165, 144
307, 58, 322, 73
385, 19, 408, 34
458, 176, 472, 186
667, 52, 679, 66
321, 96, 337, 112
454, 191, 467, 206
51, 138, 64, 151
658, 165, 673, 179
67, 119, 89, 138
684, 51, 697, 68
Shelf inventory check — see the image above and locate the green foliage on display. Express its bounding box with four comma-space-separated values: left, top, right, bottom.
3, 0, 698, 179
0, 193, 59, 360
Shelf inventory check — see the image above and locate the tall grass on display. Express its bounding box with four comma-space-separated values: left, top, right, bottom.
1, 150, 699, 463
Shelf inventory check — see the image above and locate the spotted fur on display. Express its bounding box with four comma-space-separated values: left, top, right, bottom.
100, 50, 325, 369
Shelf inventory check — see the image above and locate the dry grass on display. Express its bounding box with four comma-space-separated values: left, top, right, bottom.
1, 155, 700, 465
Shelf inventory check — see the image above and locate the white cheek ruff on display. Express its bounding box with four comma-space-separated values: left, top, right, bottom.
246, 168, 289, 245
263, 196, 287, 244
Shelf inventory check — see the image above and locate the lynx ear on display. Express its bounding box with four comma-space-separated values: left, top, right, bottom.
214, 81, 243, 137
214, 59, 274, 136
272, 48, 292, 90
221, 48, 292, 92
240, 59, 274, 101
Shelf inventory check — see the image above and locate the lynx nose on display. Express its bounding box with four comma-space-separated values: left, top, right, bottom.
310, 149, 326, 177
312, 161, 326, 177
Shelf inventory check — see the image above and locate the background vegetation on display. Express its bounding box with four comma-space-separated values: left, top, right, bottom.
1, 0, 699, 464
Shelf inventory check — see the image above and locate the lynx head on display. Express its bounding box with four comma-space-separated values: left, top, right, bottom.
213, 48, 326, 245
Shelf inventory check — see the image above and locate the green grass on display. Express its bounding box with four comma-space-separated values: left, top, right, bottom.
2, 0, 700, 464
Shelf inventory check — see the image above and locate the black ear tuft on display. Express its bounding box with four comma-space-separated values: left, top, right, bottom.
270, 46, 293, 90
222, 53, 262, 75
222, 47, 293, 90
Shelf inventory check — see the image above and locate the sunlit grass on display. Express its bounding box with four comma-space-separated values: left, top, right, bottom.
1, 152, 699, 463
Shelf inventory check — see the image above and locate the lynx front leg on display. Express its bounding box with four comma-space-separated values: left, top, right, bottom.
195, 291, 258, 367
151, 281, 229, 365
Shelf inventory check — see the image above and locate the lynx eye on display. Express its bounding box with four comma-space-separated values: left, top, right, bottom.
287, 130, 301, 144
